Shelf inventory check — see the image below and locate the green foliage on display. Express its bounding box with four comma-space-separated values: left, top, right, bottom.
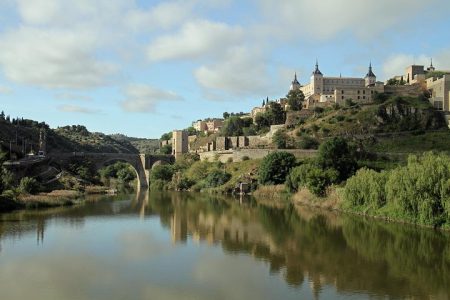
258, 152, 296, 185
160, 144, 172, 155
150, 179, 168, 191
185, 161, 210, 182
272, 129, 288, 149
221, 116, 253, 136
286, 89, 305, 111
160, 132, 172, 141
204, 170, 232, 188
99, 162, 137, 184
19, 177, 40, 194
317, 137, 357, 182
286, 163, 338, 196
185, 126, 197, 136
68, 158, 97, 182
343, 168, 388, 209
344, 152, 450, 228
150, 165, 174, 182
297, 136, 319, 149
241, 156, 250, 161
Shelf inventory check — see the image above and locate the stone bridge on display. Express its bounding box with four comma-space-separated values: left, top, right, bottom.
48, 152, 175, 188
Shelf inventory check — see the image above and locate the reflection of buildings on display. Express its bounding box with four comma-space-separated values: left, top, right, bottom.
171, 210, 188, 243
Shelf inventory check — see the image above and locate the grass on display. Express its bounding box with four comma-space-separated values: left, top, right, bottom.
366, 130, 450, 154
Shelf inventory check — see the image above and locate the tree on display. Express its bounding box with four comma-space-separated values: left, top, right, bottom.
221, 116, 252, 136
272, 129, 288, 149
267, 102, 286, 125
150, 165, 174, 182
204, 170, 231, 187
223, 112, 230, 119
258, 151, 296, 185
160, 144, 172, 155
19, 177, 40, 194
160, 132, 172, 141
317, 137, 357, 182
286, 89, 305, 111
255, 112, 270, 131
185, 126, 197, 136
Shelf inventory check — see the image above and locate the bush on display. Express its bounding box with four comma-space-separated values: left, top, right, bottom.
258, 152, 296, 185
1, 168, 15, 190
317, 137, 357, 182
204, 170, 231, 188
273, 129, 288, 149
150, 179, 167, 191
287, 163, 338, 196
241, 156, 250, 161
343, 168, 388, 210
19, 177, 40, 194
150, 165, 174, 182
297, 136, 319, 149
160, 144, 172, 155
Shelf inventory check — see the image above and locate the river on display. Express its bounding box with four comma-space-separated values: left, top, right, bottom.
0, 191, 449, 300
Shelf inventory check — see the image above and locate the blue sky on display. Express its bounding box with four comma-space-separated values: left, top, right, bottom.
0, 0, 449, 138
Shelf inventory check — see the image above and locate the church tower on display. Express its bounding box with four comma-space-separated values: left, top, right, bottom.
365, 62, 376, 87
310, 60, 323, 94
290, 72, 301, 91
427, 58, 435, 72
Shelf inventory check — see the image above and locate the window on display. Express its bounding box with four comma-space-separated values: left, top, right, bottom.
341, 96, 344, 100
363, 96, 365, 99
357, 90, 360, 94
363, 90, 365, 94
358, 96, 360, 99
341, 90, 344, 94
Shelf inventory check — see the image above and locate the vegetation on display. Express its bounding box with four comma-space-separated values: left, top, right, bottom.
258, 152, 296, 185
99, 161, 136, 186
286, 89, 305, 111
18, 177, 40, 194
221, 116, 254, 136
343, 152, 450, 228
160, 144, 172, 154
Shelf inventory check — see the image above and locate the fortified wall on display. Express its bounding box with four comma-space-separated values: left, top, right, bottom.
199, 148, 317, 163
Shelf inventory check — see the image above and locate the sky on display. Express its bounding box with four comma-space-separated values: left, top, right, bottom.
0, 0, 450, 139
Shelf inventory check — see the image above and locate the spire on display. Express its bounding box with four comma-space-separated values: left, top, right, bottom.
292, 72, 300, 84
430, 58, 433, 67
312, 59, 322, 75
365, 61, 376, 78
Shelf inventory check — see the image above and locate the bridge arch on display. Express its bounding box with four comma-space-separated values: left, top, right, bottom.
48, 153, 175, 189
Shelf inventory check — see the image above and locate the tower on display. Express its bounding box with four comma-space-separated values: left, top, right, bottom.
289, 72, 301, 91
172, 130, 188, 159
310, 60, 323, 94
427, 58, 435, 72
365, 62, 376, 86
38, 128, 46, 156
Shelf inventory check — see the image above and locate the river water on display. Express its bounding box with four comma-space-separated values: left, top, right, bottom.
0, 191, 449, 300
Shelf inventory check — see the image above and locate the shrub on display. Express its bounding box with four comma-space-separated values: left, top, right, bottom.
150, 179, 167, 191
185, 161, 210, 182
344, 168, 388, 210
273, 129, 288, 149
317, 137, 357, 182
19, 177, 40, 194
297, 136, 319, 149
117, 168, 136, 183
160, 144, 172, 155
204, 170, 231, 188
258, 151, 296, 185
1, 168, 15, 190
241, 156, 250, 161
150, 165, 174, 182
287, 163, 338, 196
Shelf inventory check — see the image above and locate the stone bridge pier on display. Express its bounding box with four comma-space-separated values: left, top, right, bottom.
48, 153, 175, 188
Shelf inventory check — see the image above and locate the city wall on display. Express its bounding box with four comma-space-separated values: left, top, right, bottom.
199, 148, 317, 163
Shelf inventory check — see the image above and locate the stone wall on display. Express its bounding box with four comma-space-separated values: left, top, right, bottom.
199, 148, 317, 163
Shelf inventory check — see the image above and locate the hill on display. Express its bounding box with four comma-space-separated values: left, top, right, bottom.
0, 117, 140, 155
109, 134, 159, 154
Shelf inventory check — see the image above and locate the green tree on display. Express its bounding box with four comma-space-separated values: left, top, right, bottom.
150, 165, 174, 182
286, 89, 305, 111
317, 137, 357, 182
160, 132, 172, 141
204, 170, 231, 187
221, 116, 252, 136
185, 126, 197, 136
258, 152, 296, 185
19, 177, 40, 194
160, 144, 172, 155
117, 168, 136, 183
267, 102, 286, 125
223, 112, 230, 119
273, 129, 288, 149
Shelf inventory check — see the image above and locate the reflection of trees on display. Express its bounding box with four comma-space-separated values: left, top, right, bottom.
155, 193, 450, 299
1, 191, 449, 299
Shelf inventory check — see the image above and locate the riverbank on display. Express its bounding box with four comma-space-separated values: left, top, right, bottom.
0, 185, 114, 213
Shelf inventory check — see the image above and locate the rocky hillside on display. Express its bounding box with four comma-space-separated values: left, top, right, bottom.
0, 118, 140, 155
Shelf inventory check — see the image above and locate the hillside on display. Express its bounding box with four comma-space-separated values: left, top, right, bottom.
0, 118, 140, 155
287, 95, 448, 150
109, 134, 159, 154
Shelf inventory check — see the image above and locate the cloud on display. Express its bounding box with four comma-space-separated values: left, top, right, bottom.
0, 85, 13, 94
256, 0, 437, 40
0, 27, 117, 89
194, 47, 270, 98
147, 20, 244, 61
121, 84, 182, 112
54, 92, 92, 101
57, 104, 100, 114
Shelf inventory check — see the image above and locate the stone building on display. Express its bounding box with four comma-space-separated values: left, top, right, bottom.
293, 61, 385, 107
192, 118, 224, 133
172, 130, 188, 159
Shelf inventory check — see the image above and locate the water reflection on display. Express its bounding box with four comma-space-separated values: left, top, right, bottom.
0, 191, 449, 300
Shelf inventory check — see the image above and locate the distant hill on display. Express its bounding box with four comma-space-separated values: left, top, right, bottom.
109, 134, 160, 154
0, 116, 145, 155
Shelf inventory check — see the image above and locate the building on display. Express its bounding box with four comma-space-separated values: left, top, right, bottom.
293, 61, 385, 107
192, 118, 224, 133
172, 130, 188, 159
